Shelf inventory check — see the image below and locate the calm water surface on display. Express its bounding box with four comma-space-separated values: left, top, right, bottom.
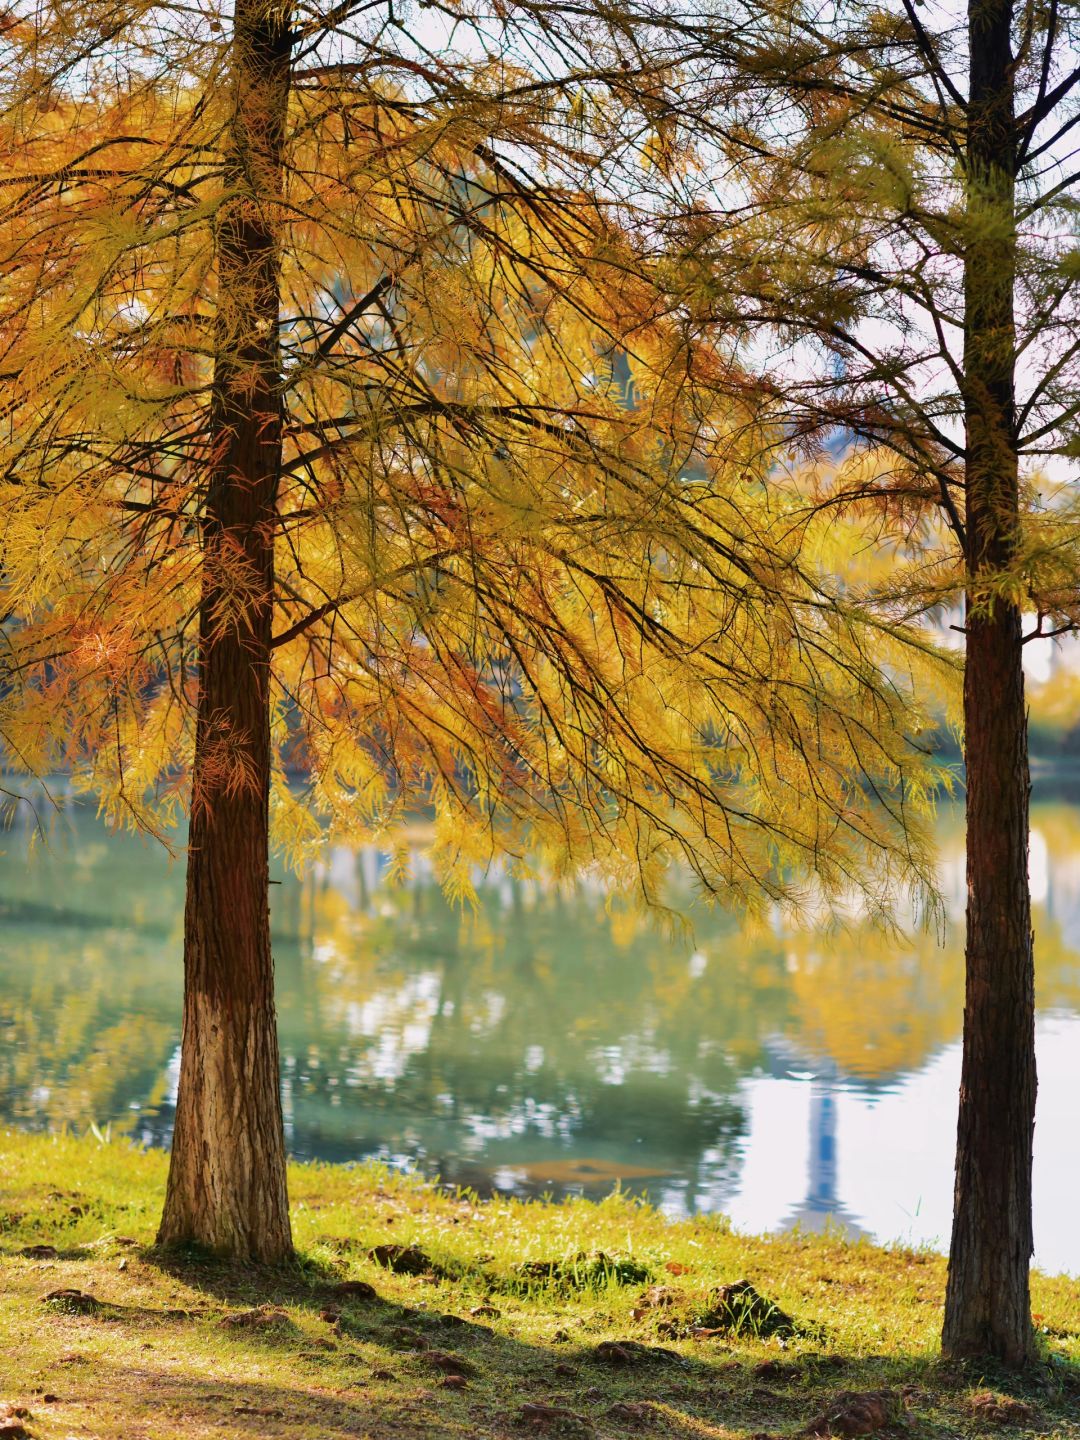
2, 782, 1079, 1275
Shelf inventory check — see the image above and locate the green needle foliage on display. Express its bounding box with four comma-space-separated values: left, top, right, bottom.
563, 0, 1080, 1364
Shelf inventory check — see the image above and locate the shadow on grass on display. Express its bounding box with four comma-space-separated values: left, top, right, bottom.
126, 1244, 806, 1437
33, 1342, 809, 1440
36, 1336, 1080, 1440
9, 1234, 1078, 1440
85, 1246, 1072, 1440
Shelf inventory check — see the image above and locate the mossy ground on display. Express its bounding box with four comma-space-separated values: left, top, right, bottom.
1, 1132, 1077, 1440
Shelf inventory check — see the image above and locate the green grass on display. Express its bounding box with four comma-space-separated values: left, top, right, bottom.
1, 1131, 1078, 1440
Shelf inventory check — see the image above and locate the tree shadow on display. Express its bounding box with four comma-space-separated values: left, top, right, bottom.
14, 1241, 1074, 1440
38, 1334, 1080, 1440
132, 1243, 813, 1436
31, 1339, 807, 1440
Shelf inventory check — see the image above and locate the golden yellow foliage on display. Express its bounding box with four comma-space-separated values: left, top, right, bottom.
0, 4, 950, 925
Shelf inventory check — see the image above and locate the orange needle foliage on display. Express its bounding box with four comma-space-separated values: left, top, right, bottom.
0, 11, 942, 912
0, 1, 948, 1258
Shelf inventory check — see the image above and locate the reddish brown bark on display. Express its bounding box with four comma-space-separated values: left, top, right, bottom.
942, 0, 1036, 1364
157, 0, 293, 1262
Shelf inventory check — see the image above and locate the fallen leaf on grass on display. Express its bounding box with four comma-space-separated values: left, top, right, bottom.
608, 1400, 654, 1426
804, 1390, 904, 1436
593, 1340, 684, 1368
327, 1280, 377, 1300
632, 1285, 679, 1320
219, 1308, 290, 1331
804, 1355, 849, 1372
425, 1350, 476, 1377
387, 1326, 429, 1351
967, 1392, 1035, 1425
367, 1244, 430, 1274
755, 1359, 798, 1380
518, 1401, 593, 1434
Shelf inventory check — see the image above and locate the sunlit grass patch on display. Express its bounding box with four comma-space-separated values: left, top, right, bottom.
1, 1130, 1077, 1440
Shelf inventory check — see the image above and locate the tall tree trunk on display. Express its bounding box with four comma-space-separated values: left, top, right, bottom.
157, 0, 293, 1262
942, 0, 1036, 1364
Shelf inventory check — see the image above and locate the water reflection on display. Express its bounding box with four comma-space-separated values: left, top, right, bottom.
1, 785, 1078, 1273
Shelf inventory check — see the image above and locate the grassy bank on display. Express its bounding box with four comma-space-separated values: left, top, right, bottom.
1, 1132, 1077, 1440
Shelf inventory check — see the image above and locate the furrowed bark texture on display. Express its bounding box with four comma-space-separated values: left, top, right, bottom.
158, 0, 293, 1262
942, 0, 1036, 1364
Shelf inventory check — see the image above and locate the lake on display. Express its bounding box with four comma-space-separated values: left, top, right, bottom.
2, 778, 1078, 1276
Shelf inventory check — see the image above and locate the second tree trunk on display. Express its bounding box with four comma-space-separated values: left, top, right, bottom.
942, 0, 1036, 1364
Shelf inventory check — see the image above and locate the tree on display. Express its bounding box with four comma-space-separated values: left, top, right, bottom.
158, 0, 293, 1261
945, 0, 1037, 1360
0, 0, 944, 1261
612, 0, 1080, 1361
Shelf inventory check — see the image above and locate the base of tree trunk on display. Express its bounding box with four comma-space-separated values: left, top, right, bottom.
158, 988, 292, 1264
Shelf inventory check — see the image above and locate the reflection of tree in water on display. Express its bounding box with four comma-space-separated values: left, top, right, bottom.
274, 865, 787, 1204
783, 932, 965, 1083
0, 934, 179, 1140
0, 805, 184, 1139
3, 801, 1080, 1209
778, 806, 1080, 1087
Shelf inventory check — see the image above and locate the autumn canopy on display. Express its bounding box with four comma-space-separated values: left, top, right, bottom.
0, 0, 1073, 1369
